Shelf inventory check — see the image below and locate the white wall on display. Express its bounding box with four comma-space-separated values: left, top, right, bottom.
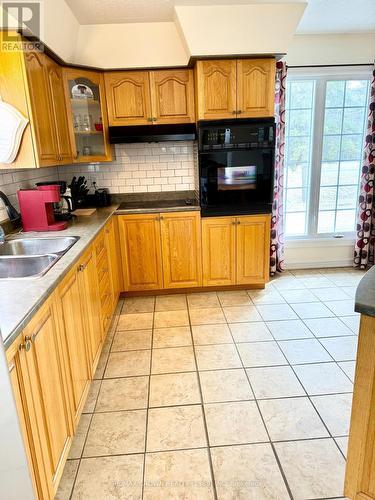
287, 33, 375, 66
43, 0, 80, 61
175, 3, 306, 57
74, 22, 189, 69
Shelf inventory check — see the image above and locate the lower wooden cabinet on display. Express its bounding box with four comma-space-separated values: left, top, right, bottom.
202, 214, 270, 286
55, 266, 91, 428
160, 212, 202, 289
6, 218, 121, 500
7, 297, 73, 499
118, 211, 202, 291
77, 247, 102, 375
105, 217, 122, 306
236, 215, 270, 284
345, 314, 375, 500
202, 217, 236, 286
118, 213, 163, 291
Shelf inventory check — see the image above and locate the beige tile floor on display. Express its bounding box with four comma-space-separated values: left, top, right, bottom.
56, 267, 365, 500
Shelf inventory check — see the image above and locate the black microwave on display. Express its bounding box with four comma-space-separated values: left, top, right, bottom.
198, 119, 275, 217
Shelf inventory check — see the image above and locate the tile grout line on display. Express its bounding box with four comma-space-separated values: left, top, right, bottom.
141, 295, 156, 500
223, 307, 295, 500
185, 295, 219, 500
68, 299, 123, 500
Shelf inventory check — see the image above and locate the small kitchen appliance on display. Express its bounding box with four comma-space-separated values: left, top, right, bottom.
35, 181, 75, 220
17, 185, 68, 231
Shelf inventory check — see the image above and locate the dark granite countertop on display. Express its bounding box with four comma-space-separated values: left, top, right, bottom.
115, 197, 200, 214
355, 266, 375, 318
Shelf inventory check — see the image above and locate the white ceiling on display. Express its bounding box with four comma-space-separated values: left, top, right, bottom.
65, 0, 375, 33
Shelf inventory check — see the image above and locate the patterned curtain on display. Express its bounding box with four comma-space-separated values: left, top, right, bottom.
270, 61, 287, 275
354, 64, 375, 269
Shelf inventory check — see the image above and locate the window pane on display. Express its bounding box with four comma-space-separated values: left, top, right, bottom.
324, 108, 343, 134
336, 210, 357, 232
289, 109, 312, 136
286, 188, 309, 212
289, 80, 314, 109
344, 80, 369, 107
339, 161, 360, 185
343, 107, 366, 133
340, 134, 363, 160
319, 187, 337, 210
317, 78, 369, 235
287, 163, 310, 188
322, 135, 341, 161
337, 186, 358, 209
285, 75, 369, 238
320, 162, 339, 186
288, 136, 311, 162
318, 211, 335, 233
285, 212, 307, 235
284, 79, 315, 236
326, 81, 345, 107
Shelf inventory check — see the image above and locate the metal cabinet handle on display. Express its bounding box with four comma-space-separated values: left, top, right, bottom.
78, 264, 87, 272
232, 110, 237, 115
159, 216, 164, 221
147, 117, 153, 122
19, 336, 32, 352
237, 110, 242, 114
152, 117, 157, 122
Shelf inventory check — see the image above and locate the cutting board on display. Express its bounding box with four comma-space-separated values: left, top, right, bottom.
72, 208, 97, 216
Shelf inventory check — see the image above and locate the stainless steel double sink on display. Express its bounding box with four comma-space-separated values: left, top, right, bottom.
0, 236, 79, 279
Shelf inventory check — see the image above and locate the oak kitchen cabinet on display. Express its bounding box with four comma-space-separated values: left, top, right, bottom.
195, 58, 276, 120
6, 219, 120, 500
202, 214, 271, 286
118, 211, 202, 291
345, 313, 375, 500
0, 33, 73, 168
63, 67, 112, 163
160, 211, 202, 289
118, 213, 164, 291
104, 69, 195, 126
6, 296, 73, 499
55, 266, 91, 428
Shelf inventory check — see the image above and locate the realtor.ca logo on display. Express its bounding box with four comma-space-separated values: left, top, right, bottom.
1, 1, 44, 51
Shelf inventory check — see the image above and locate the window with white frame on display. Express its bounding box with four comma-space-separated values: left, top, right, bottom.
284, 67, 371, 238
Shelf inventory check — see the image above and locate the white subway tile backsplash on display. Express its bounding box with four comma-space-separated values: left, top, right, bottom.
0, 142, 198, 223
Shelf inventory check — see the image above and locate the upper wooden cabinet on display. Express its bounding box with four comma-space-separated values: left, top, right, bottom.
195, 60, 237, 120
105, 69, 195, 126
195, 58, 276, 120
104, 71, 152, 126
237, 59, 276, 118
63, 68, 112, 163
149, 70, 195, 124
45, 57, 73, 163
0, 33, 73, 168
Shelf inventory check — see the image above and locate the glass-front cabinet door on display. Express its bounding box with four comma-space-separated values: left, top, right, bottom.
63, 68, 112, 162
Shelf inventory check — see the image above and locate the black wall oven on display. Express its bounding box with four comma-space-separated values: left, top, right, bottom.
198, 119, 275, 217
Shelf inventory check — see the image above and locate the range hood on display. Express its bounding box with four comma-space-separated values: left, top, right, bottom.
109, 124, 197, 143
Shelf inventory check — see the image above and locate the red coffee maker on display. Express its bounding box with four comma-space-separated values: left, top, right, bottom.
17, 185, 68, 231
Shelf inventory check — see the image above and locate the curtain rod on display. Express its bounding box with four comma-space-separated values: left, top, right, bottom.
288, 63, 373, 68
